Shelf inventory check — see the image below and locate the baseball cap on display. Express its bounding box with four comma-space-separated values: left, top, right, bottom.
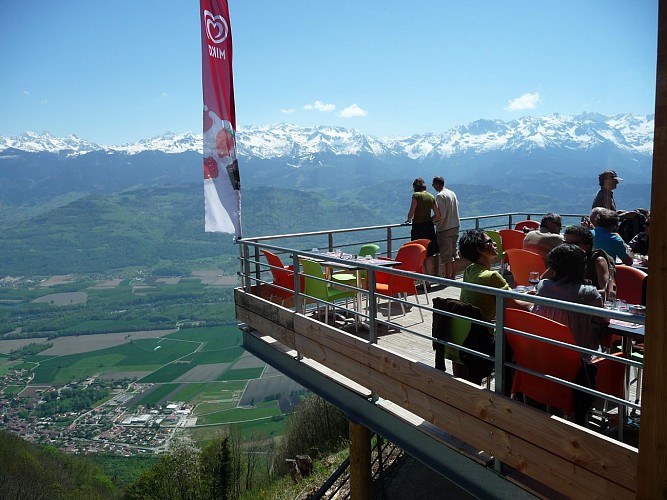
599, 170, 623, 182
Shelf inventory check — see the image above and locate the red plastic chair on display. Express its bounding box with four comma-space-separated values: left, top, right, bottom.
261, 250, 304, 305
375, 244, 425, 321
505, 309, 581, 417
515, 220, 540, 232
505, 248, 546, 286
615, 264, 648, 306
499, 229, 526, 267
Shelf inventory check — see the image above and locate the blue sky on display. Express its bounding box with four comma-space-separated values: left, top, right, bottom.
0, 0, 659, 145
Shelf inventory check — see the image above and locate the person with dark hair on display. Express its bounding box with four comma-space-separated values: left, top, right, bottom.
592, 209, 633, 265
592, 170, 621, 211
564, 225, 614, 297
432, 176, 460, 280
458, 229, 531, 323
405, 177, 441, 276
532, 243, 603, 425
533, 244, 603, 354
628, 216, 650, 255
522, 213, 564, 265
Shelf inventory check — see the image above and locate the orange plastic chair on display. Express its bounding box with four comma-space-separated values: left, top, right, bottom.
505, 308, 581, 417
615, 264, 648, 305
375, 244, 425, 321
261, 250, 304, 305
505, 248, 546, 286
514, 220, 540, 232
401, 241, 430, 300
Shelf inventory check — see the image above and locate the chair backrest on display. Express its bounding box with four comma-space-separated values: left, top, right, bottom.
515, 220, 540, 232
396, 243, 426, 273
505, 308, 581, 415
505, 249, 546, 286
499, 229, 526, 251
299, 259, 329, 298
615, 264, 648, 305
486, 230, 504, 266
376, 244, 424, 294
359, 244, 380, 257
262, 250, 293, 289
593, 352, 626, 399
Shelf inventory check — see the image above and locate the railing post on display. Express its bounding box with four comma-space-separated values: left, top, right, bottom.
386, 227, 393, 258
292, 252, 302, 312
328, 232, 334, 252
368, 270, 377, 344
493, 296, 507, 474
475, 217, 480, 229
242, 243, 252, 292
254, 246, 261, 283
508, 214, 514, 229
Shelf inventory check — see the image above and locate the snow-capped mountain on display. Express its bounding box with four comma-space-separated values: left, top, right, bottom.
0, 112, 654, 209
0, 112, 654, 159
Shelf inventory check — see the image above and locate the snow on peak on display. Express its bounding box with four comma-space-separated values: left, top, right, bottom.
0, 113, 654, 158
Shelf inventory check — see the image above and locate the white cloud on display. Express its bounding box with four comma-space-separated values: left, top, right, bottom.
303, 100, 335, 112
40, 99, 48, 105
22, 90, 30, 95
280, 108, 296, 114
338, 103, 368, 118
161, 92, 169, 97
504, 92, 541, 111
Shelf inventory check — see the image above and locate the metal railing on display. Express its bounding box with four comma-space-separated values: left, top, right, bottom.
236, 213, 644, 436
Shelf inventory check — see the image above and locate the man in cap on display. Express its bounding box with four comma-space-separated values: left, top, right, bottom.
592, 170, 622, 211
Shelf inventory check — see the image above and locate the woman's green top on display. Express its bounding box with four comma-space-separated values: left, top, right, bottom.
412, 191, 435, 223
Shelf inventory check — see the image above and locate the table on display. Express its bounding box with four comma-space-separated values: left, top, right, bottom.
310, 253, 401, 328
603, 317, 645, 439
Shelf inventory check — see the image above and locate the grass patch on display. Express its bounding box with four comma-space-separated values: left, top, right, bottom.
193, 400, 238, 415
139, 363, 194, 383
217, 367, 264, 381
195, 402, 281, 425
170, 381, 246, 405
132, 383, 180, 407
3, 385, 24, 395
181, 347, 245, 365
166, 325, 242, 350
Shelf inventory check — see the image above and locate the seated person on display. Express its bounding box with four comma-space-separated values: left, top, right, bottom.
532, 244, 604, 357
629, 217, 650, 255
523, 213, 564, 265
591, 209, 633, 265
564, 225, 614, 297
459, 229, 532, 322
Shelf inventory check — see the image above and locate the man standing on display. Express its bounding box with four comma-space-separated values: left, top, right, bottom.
523, 213, 564, 265
432, 176, 460, 280
592, 170, 621, 211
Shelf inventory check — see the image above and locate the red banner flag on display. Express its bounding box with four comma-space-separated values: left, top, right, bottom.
200, 0, 241, 237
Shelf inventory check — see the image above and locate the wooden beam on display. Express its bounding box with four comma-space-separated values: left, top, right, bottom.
638, 0, 667, 496
349, 421, 372, 500
235, 290, 638, 496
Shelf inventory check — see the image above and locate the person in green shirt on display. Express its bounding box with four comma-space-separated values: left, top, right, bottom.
458, 229, 532, 322
405, 177, 441, 276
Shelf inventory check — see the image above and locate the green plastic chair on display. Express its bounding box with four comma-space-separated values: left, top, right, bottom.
359, 244, 380, 257
300, 259, 356, 324
486, 230, 504, 272
444, 317, 472, 364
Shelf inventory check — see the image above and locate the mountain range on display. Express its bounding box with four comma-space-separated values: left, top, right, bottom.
0, 112, 654, 275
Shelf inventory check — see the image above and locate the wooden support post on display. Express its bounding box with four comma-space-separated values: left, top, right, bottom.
349, 421, 372, 499
638, 0, 667, 496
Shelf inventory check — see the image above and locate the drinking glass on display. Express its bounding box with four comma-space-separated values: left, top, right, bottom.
528, 271, 540, 292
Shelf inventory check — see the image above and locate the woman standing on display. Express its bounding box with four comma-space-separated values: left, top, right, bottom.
405, 177, 440, 276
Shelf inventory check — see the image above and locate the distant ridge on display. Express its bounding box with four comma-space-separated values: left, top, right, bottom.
0, 112, 654, 158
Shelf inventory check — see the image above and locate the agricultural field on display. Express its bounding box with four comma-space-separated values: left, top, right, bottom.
0, 274, 305, 445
